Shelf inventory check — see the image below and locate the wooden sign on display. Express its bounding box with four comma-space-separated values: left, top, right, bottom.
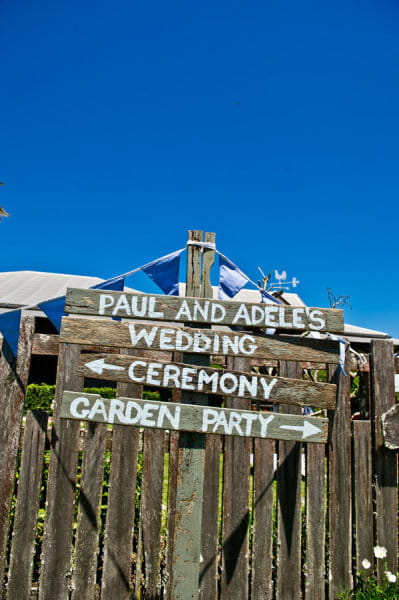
60, 317, 341, 364
61, 391, 329, 443
65, 288, 344, 333
78, 353, 337, 409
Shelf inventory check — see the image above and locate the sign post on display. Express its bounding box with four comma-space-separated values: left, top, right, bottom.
60, 229, 343, 599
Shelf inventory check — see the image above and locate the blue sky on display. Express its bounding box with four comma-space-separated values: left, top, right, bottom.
1, 0, 399, 337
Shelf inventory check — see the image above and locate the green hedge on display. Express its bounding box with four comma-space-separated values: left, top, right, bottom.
24, 384, 161, 414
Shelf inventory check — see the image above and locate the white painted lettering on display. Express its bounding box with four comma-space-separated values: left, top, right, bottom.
193, 332, 211, 353
124, 401, 142, 424
238, 334, 257, 355
238, 375, 258, 398
88, 399, 108, 421
210, 303, 226, 323
222, 336, 239, 355
264, 306, 279, 326
232, 303, 251, 325
131, 296, 148, 317
181, 367, 196, 390
162, 364, 181, 388
251, 305, 265, 325
128, 360, 147, 382
229, 412, 243, 436
175, 330, 193, 351
193, 300, 209, 321
308, 309, 325, 330
197, 370, 219, 393
157, 404, 181, 430
279, 307, 292, 328
128, 324, 158, 347
140, 403, 158, 427
108, 399, 127, 424
213, 411, 229, 434
219, 373, 238, 394
112, 294, 131, 316
70, 396, 90, 418
147, 363, 162, 386
258, 413, 274, 437
175, 300, 192, 321
202, 408, 219, 432
259, 378, 278, 400
148, 297, 164, 318
240, 413, 258, 435
98, 294, 115, 315
159, 328, 174, 350
292, 308, 305, 328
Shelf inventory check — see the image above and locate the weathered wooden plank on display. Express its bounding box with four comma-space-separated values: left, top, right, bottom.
167, 231, 214, 600
71, 422, 107, 600
101, 360, 141, 600
370, 340, 398, 576
61, 391, 329, 443
305, 443, 326, 600
32, 333, 60, 355
6, 411, 48, 600
251, 438, 275, 600
77, 352, 337, 409
276, 361, 303, 600
65, 288, 344, 333
61, 317, 341, 363
381, 404, 399, 449
139, 427, 165, 598
327, 355, 352, 600
352, 421, 374, 573
0, 314, 34, 590
39, 343, 83, 600
199, 433, 220, 600
221, 357, 251, 600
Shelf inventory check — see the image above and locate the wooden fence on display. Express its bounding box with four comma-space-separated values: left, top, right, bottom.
0, 312, 397, 599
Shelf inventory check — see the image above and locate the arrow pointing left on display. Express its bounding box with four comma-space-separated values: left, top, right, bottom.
85, 358, 125, 375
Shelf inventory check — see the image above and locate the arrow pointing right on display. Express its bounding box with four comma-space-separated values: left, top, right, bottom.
279, 420, 321, 440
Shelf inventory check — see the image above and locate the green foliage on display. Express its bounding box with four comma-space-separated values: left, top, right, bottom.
338, 553, 398, 600
25, 384, 55, 412
24, 384, 161, 414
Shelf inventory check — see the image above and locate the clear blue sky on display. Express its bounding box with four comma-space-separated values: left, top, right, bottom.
1, 0, 399, 337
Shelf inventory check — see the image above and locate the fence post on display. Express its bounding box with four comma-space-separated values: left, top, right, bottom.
0, 313, 34, 590
370, 339, 398, 576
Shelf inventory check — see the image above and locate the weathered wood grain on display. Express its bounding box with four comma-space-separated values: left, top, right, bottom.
140, 427, 165, 598
32, 333, 60, 355
0, 314, 34, 591
221, 357, 251, 600
39, 343, 83, 600
353, 421, 374, 573
101, 357, 141, 600
251, 438, 275, 600
276, 361, 303, 600
71, 422, 107, 600
305, 443, 326, 600
61, 391, 329, 443
199, 433, 220, 600
65, 287, 344, 333
370, 340, 398, 576
77, 352, 337, 409
327, 355, 352, 600
170, 230, 210, 600
61, 317, 341, 364
6, 411, 48, 600
381, 404, 399, 449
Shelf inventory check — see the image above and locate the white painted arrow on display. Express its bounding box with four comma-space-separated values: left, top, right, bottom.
85, 358, 125, 375
279, 420, 321, 440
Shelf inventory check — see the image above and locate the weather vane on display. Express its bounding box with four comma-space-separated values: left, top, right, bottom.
257, 267, 300, 292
